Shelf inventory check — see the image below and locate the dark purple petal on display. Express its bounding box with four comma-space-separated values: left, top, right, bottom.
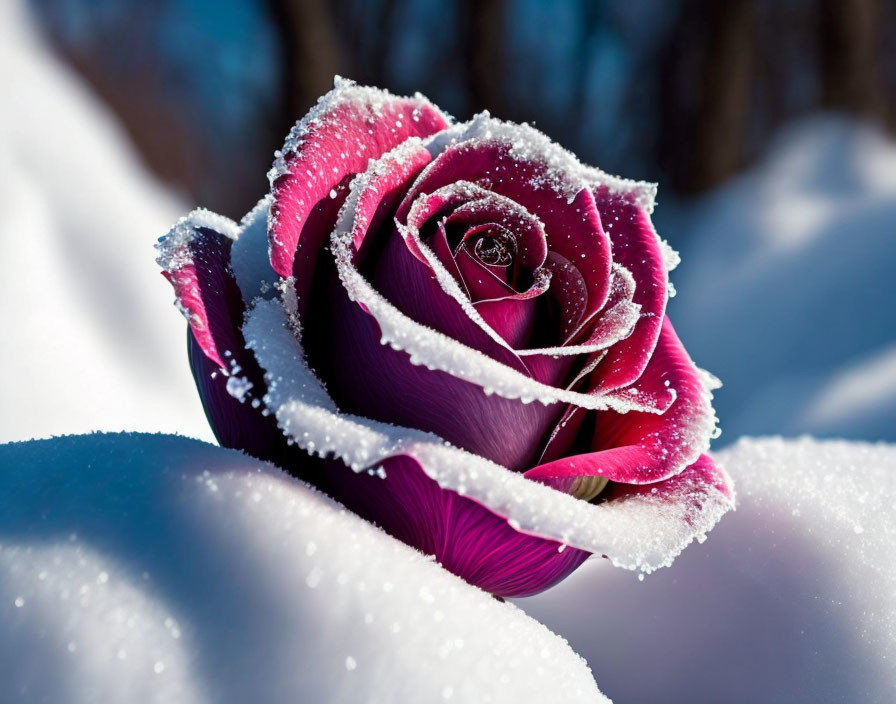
308, 272, 564, 472
159, 217, 285, 458
323, 453, 590, 598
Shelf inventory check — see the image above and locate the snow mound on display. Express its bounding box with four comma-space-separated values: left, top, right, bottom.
516, 436, 896, 704
0, 0, 211, 443
0, 433, 608, 704
670, 115, 896, 442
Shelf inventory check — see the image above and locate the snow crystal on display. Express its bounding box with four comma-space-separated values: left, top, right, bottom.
518, 437, 896, 704
244, 299, 731, 573
0, 433, 608, 703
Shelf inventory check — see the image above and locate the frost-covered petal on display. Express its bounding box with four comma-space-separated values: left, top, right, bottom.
230, 195, 278, 306
330, 142, 531, 375
157, 209, 241, 371
308, 271, 561, 471
529, 319, 718, 487
586, 187, 670, 393
268, 78, 450, 312
156, 209, 283, 457
329, 145, 661, 416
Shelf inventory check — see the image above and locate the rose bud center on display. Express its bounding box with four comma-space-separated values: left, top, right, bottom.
467, 224, 516, 268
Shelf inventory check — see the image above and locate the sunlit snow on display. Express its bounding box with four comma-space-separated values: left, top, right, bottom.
0, 433, 609, 704
516, 436, 896, 704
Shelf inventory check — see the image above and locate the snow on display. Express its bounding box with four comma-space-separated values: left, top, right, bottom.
669, 115, 896, 442
516, 436, 896, 704
244, 298, 731, 573
0, 433, 608, 703
0, 0, 211, 444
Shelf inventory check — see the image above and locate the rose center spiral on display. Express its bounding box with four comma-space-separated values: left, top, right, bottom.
465, 224, 517, 267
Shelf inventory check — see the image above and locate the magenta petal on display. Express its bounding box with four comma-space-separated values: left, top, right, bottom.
588, 188, 669, 393
268, 80, 449, 304
162, 224, 244, 371
324, 453, 590, 598
527, 319, 716, 486
603, 453, 734, 503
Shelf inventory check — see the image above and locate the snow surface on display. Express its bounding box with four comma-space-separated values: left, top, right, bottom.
516, 436, 896, 704
0, 433, 608, 704
669, 115, 896, 443
0, 0, 211, 443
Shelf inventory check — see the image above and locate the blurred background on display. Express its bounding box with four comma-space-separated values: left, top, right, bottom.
4, 0, 892, 447
1, 2, 895, 702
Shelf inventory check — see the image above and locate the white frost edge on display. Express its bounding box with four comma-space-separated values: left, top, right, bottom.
155, 207, 240, 275
424, 112, 658, 213
231, 194, 277, 306
244, 298, 733, 573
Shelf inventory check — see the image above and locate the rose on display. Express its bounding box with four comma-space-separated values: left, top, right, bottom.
158, 79, 734, 598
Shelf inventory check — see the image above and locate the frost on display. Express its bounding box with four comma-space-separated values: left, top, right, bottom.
231, 194, 277, 306
0, 433, 609, 703
243, 299, 731, 573
424, 112, 657, 214
267, 76, 451, 188
519, 437, 896, 703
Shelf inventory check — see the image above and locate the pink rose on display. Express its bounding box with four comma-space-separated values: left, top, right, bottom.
158, 79, 733, 597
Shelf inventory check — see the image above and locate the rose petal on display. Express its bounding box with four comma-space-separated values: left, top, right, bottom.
321, 139, 532, 376
311, 270, 562, 471
268, 78, 450, 312
587, 188, 669, 393
324, 454, 590, 598
157, 210, 284, 457
409, 120, 613, 330
329, 155, 663, 416
527, 319, 718, 486
157, 210, 243, 371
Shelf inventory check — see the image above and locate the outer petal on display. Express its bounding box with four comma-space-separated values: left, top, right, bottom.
268, 78, 450, 311
324, 454, 590, 598
587, 187, 670, 393
157, 210, 285, 458
527, 319, 718, 488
